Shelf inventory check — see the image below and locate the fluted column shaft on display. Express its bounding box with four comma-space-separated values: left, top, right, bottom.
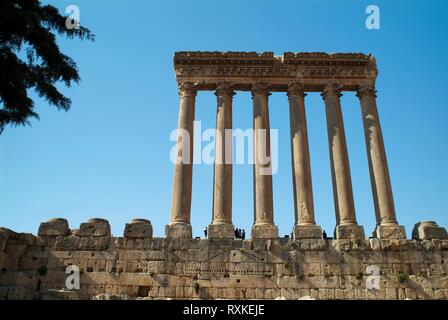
251, 82, 278, 239
166, 82, 196, 238
357, 84, 405, 239
288, 82, 322, 239
208, 82, 235, 239
322, 83, 364, 239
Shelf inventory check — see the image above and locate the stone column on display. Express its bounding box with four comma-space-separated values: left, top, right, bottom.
322, 83, 365, 239
251, 82, 278, 239
287, 82, 322, 239
166, 81, 197, 238
357, 84, 406, 239
208, 82, 235, 239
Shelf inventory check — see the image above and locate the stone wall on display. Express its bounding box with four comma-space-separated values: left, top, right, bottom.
1, 218, 448, 300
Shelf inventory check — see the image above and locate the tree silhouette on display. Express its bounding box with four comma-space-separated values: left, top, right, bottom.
0, 0, 94, 133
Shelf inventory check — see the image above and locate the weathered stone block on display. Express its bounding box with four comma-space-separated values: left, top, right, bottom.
79, 218, 111, 237
0, 228, 17, 253
38, 218, 69, 237
124, 219, 153, 238
374, 224, 406, 240
54, 235, 80, 249
207, 223, 234, 239
165, 223, 192, 238
251, 224, 278, 239
412, 221, 448, 240
335, 224, 365, 240
293, 224, 323, 239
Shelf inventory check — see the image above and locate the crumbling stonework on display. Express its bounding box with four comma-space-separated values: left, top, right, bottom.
1, 218, 447, 300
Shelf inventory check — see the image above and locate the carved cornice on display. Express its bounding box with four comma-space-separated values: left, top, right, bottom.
178, 81, 198, 98
287, 81, 306, 98
173, 52, 378, 92
321, 82, 343, 99
251, 82, 271, 97
215, 81, 235, 97
356, 84, 377, 99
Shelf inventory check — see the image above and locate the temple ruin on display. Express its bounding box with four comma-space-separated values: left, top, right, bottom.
0, 52, 447, 300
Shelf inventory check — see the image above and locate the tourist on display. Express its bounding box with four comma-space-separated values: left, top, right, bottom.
204, 227, 207, 238
241, 229, 246, 240
322, 230, 327, 240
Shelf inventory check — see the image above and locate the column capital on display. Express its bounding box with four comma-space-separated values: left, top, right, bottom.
215, 81, 235, 97
321, 82, 343, 99
251, 82, 271, 97
287, 81, 307, 98
356, 83, 377, 99
178, 81, 198, 98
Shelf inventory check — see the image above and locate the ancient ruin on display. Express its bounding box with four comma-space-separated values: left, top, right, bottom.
0, 52, 447, 300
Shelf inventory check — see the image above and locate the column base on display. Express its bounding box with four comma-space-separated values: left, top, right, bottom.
412, 221, 448, 240
374, 223, 406, 239
165, 223, 192, 238
334, 223, 365, 240
207, 223, 235, 239
293, 224, 323, 239
251, 224, 278, 239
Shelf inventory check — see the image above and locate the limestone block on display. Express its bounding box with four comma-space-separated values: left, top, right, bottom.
165, 223, 192, 238
5, 244, 27, 259
125, 238, 145, 249
293, 224, 323, 239
374, 224, 406, 240
386, 288, 397, 300
0, 229, 18, 254
309, 239, 327, 251
412, 221, 448, 240
255, 288, 264, 299
245, 287, 255, 299
405, 288, 417, 299
79, 218, 111, 237
124, 219, 153, 238
355, 288, 366, 299
38, 218, 70, 237
54, 235, 80, 249
310, 289, 319, 299
207, 223, 235, 239
335, 224, 365, 240
16, 233, 36, 247
251, 224, 278, 239
369, 238, 382, 251
242, 240, 253, 250
434, 289, 446, 299
79, 236, 111, 251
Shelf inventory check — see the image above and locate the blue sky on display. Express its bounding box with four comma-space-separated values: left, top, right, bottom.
1, 0, 447, 238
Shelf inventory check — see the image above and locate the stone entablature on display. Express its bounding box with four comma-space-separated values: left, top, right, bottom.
173, 51, 377, 91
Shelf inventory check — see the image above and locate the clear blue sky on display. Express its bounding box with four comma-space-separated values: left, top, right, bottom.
1, 0, 447, 238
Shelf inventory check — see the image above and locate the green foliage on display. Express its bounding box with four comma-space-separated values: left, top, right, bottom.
294, 272, 304, 280
0, 0, 94, 133
397, 272, 407, 283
